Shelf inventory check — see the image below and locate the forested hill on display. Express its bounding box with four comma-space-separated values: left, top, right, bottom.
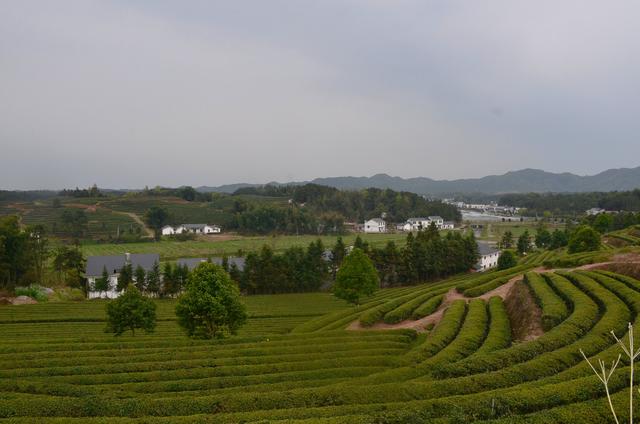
233, 184, 461, 225
198, 166, 640, 195
500, 189, 640, 215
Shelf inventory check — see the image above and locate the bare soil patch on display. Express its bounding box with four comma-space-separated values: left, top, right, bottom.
504, 280, 544, 342
347, 258, 637, 335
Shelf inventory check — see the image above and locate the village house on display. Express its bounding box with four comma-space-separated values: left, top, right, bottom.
442, 221, 455, 230
162, 224, 221, 236
585, 208, 606, 216
402, 216, 445, 231
476, 243, 500, 271
85, 253, 160, 299
363, 218, 386, 233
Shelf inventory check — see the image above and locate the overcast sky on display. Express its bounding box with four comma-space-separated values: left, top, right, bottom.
1, 1, 639, 189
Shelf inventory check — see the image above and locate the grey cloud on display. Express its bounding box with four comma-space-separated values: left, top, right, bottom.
1, 1, 639, 189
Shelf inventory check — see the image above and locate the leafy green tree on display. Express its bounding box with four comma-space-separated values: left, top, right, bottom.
175, 262, 248, 339
134, 265, 146, 292
517, 231, 532, 255
305, 239, 328, 291
94, 266, 110, 295
500, 231, 514, 249
592, 213, 613, 233
117, 263, 133, 292
535, 228, 552, 249
330, 237, 347, 279
374, 241, 402, 287
105, 284, 157, 336
334, 248, 379, 305
52, 245, 85, 289
353, 235, 370, 254
146, 262, 160, 296
228, 262, 242, 284
497, 250, 518, 270
550, 229, 569, 249
568, 225, 601, 254
144, 207, 169, 241
161, 262, 176, 297
27, 225, 49, 285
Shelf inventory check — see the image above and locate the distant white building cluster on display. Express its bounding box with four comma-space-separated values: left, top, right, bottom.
161, 224, 221, 236
585, 208, 606, 216
362, 216, 455, 233
443, 199, 520, 215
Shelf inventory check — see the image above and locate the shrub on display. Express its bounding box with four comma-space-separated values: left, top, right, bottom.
497, 250, 518, 270
14, 286, 48, 302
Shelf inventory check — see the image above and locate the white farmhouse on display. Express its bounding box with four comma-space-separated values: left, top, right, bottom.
428, 216, 444, 228
85, 253, 160, 299
476, 243, 500, 271
364, 218, 386, 233
162, 224, 221, 235
402, 216, 446, 231
161, 225, 176, 236
586, 208, 606, 216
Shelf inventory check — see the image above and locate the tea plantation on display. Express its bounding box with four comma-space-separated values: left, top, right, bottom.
2, 254, 640, 422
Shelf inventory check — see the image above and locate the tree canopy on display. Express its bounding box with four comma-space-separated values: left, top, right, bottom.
175, 262, 247, 339
568, 225, 601, 254
333, 248, 379, 305
105, 284, 157, 336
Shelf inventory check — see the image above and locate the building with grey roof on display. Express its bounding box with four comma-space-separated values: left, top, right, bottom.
85, 253, 160, 299
476, 242, 500, 271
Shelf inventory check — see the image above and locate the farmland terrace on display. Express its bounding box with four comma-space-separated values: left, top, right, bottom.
1, 249, 640, 422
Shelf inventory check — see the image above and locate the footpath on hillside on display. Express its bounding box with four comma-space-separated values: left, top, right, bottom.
348, 256, 640, 340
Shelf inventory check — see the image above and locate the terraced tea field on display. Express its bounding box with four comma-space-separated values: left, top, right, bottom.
2, 255, 640, 422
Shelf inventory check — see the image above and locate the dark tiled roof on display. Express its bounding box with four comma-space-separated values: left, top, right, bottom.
85, 253, 159, 276
477, 242, 499, 257
130, 254, 160, 272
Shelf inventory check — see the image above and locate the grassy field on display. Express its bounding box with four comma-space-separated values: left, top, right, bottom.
81, 233, 408, 260
476, 220, 565, 242
1, 247, 637, 422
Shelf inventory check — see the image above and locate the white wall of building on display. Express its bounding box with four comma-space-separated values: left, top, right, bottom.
364, 219, 386, 233
478, 252, 499, 270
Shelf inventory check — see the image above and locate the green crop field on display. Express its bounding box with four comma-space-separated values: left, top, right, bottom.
2, 247, 639, 422
81, 233, 408, 260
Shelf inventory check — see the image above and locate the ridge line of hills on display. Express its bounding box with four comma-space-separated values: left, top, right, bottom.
197, 166, 640, 196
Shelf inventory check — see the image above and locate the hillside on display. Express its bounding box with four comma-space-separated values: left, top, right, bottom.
198, 166, 640, 195
2, 248, 640, 422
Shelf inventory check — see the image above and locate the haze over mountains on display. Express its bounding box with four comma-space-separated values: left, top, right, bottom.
198, 167, 640, 196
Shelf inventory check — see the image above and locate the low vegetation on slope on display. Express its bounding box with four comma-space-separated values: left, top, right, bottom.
3, 254, 640, 422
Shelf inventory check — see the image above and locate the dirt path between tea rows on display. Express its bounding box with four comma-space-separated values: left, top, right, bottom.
347, 259, 640, 335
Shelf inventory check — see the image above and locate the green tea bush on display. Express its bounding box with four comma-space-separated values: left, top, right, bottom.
524, 272, 569, 331
475, 296, 511, 354
411, 295, 444, 320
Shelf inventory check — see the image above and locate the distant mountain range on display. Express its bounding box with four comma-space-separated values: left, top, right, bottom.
197, 167, 640, 196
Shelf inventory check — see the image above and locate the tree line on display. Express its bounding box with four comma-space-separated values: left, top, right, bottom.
499, 190, 640, 216
232, 226, 478, 295
234, 183, 461, 224
0, 215, 85, 289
